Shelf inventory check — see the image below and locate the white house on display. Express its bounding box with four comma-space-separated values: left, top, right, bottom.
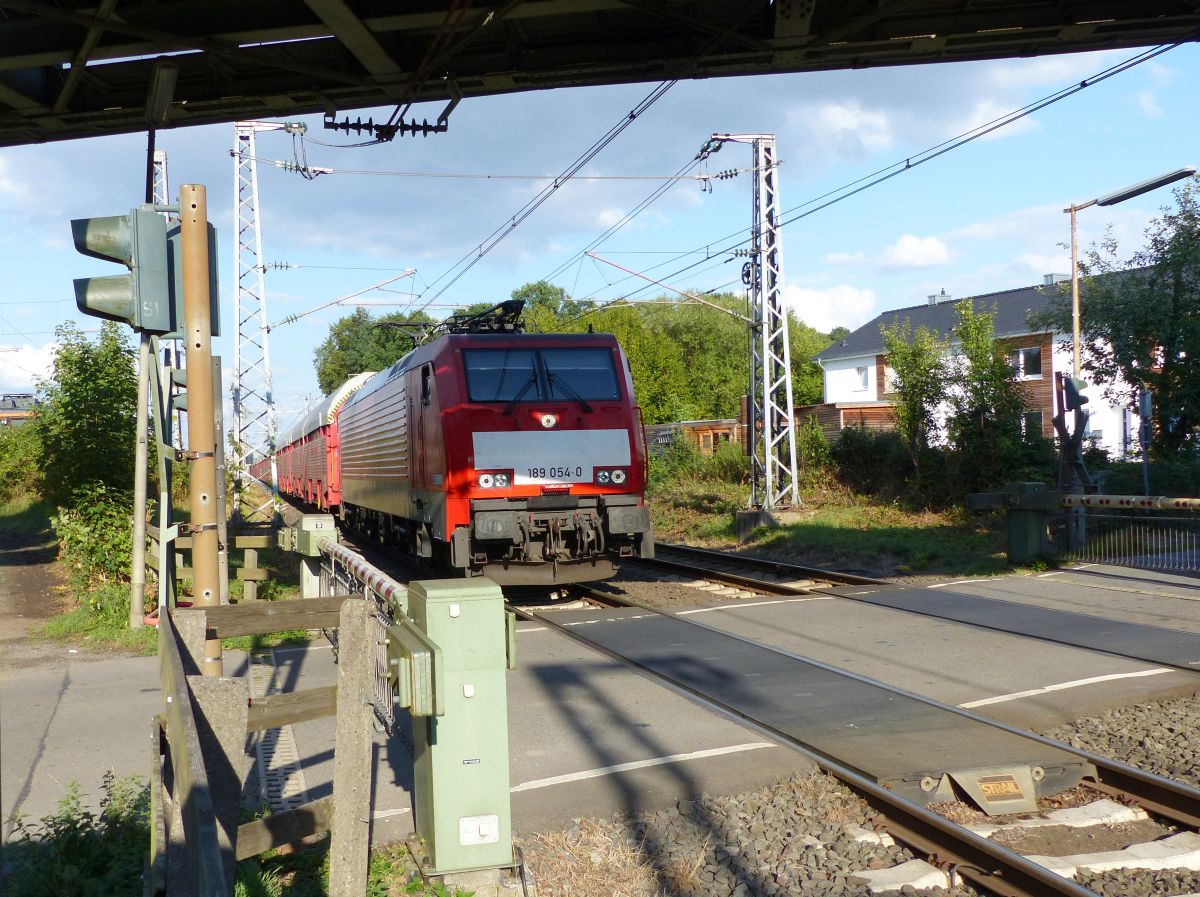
809, 277, 1140, 458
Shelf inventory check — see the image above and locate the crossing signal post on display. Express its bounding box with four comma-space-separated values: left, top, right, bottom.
1052, 372, 1095, 551
72, 189, 224, 674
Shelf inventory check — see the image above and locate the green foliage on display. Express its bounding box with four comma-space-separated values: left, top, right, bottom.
36, 322, 137, 503
0, 421, 44, 503
316, 285, 843, 425
831, 426, 914, 498
796, 416, 834, 480
1034, 180, 1200, 456
51, 482, 134, 586
313, 308, 436, 394
944, 299, 1027, 493
649, 437, 749, 489
880, 317, 949, 467
5, 773, 149, 897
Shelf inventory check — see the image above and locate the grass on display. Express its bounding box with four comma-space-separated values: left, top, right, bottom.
648, 478, 1013, 578
0, 493, 54, 540
3, 778, 468, 897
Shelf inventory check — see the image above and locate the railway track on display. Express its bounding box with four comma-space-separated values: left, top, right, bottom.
513, 584, 1200, 897
637, 543, 1200, 675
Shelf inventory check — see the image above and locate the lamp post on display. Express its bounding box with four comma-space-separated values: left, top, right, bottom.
1065, 166, 1196, 378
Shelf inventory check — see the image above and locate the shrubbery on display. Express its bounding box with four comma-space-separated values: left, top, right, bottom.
0, 422, 43, 504
51, 482, 134, 586
649, 437, 748, 488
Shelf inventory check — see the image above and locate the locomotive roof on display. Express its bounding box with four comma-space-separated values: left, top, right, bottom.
342, 331, 624, 410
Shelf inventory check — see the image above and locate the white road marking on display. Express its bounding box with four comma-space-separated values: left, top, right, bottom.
959, 668, 1175, 708
676, 596, 834, 615
373, 807, 412, 820
509, 742, 777, 793
1037, 571, 1062, 578
516, 626, 548, 633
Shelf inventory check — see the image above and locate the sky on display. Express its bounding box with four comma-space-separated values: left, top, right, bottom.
1, 41, 1198, 427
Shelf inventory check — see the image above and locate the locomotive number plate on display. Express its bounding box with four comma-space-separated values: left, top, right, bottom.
473, 429, 631, 485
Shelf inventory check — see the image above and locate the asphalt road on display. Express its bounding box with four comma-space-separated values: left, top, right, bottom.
3, 563, 1199, 844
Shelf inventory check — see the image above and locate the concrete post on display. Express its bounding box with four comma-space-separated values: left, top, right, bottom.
130, 332, 151, 629
329, 599, 373, 897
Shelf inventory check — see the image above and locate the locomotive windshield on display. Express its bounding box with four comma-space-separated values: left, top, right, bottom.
464, 347, 621, 403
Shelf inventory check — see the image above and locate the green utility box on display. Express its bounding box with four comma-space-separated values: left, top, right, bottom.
1005, 482, 1054, 565
409, 579, 513, 874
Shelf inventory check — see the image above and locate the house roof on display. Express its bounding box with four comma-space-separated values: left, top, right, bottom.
814, 280, 1064, 363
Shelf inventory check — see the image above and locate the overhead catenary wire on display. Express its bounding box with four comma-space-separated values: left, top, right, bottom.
411, 79, 678, 312
562, 39, 1186, 308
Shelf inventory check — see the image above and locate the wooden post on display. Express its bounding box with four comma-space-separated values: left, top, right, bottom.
329, 599, 373, 897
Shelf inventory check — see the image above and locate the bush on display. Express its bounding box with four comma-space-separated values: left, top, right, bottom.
51, 482, 134, 586
0, 423, 43, 504
5, 773, 149, 897
649, 437, 749, 489
831, 426, 913, 498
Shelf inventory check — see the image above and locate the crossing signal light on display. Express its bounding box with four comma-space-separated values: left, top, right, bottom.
1063, 377, 1090, 411
71, 209, 171, 332
70, 208, 220, 336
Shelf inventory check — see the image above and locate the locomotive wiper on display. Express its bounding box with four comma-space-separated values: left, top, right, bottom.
502, 373, 539, 414
547, 373, 593, 414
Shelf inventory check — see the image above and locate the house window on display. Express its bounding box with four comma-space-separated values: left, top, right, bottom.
854, 366, 869, 391
1009, 347, 1042, 379
1021, 411, 1043, 439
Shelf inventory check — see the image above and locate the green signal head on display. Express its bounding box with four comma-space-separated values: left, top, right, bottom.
70, 209, 171, 331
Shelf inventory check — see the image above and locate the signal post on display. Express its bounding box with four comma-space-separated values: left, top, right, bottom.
180, 185, 223, 676
72, 185, 224, 675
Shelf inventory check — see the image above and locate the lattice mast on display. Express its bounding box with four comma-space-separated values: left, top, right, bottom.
231, 121, 289, 523
714, 134, 799, 510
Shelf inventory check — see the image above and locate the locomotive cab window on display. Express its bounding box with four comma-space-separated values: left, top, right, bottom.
421, 364, 433, 406
463, 348, 620, 403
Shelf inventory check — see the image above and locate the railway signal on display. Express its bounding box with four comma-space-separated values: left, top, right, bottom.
70, 205, 221, 335
71, 207, 172, 331
1063, 377, 1090, 411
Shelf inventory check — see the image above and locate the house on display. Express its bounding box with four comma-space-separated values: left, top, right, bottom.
643, 419, 742, 456
0, 393, 36, 427
808, 277, 1139, 458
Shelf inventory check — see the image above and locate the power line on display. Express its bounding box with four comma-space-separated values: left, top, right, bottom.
565, 39, 1184, 308
412, 79, 677, 312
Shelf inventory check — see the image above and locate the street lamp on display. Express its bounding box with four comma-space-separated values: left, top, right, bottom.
1065, 166, 1196, 378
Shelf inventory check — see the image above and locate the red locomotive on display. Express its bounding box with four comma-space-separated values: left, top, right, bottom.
258, 302, 654, 584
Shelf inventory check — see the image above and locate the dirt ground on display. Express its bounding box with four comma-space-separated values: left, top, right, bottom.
0, 528, 90, 669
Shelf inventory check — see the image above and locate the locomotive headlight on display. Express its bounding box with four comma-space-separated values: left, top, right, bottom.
596, 470, 611, 484
478, 473, 495, 488
611, 468, 627, 485
494, 472, 510, 488
540, 413, 559, 429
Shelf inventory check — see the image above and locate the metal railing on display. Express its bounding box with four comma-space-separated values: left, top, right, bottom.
1061, 494, 1200, 573
315, 537, 403, 732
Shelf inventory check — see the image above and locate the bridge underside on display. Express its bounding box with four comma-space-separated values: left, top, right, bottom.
1, 1, 1199, 147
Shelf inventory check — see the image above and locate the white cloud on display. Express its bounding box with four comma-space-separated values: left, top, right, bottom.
948, 98, 1039, 141
787, 99, 893, 160
823, 251, 865, 266
783, 283, 877, 333
1135, 90, 1164, 118
877, 234, 950, 269
0, 341, 54, 392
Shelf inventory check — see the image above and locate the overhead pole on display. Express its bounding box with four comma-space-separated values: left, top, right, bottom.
712, 133, 800, 511
231, 121, 301, 525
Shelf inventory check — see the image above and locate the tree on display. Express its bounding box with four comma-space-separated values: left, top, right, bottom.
312, 308, 435, 394
945, 299, 1026, 491
37, 322, 137, 502
1037, 181, 1200, 456
880, 317, 949, 470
